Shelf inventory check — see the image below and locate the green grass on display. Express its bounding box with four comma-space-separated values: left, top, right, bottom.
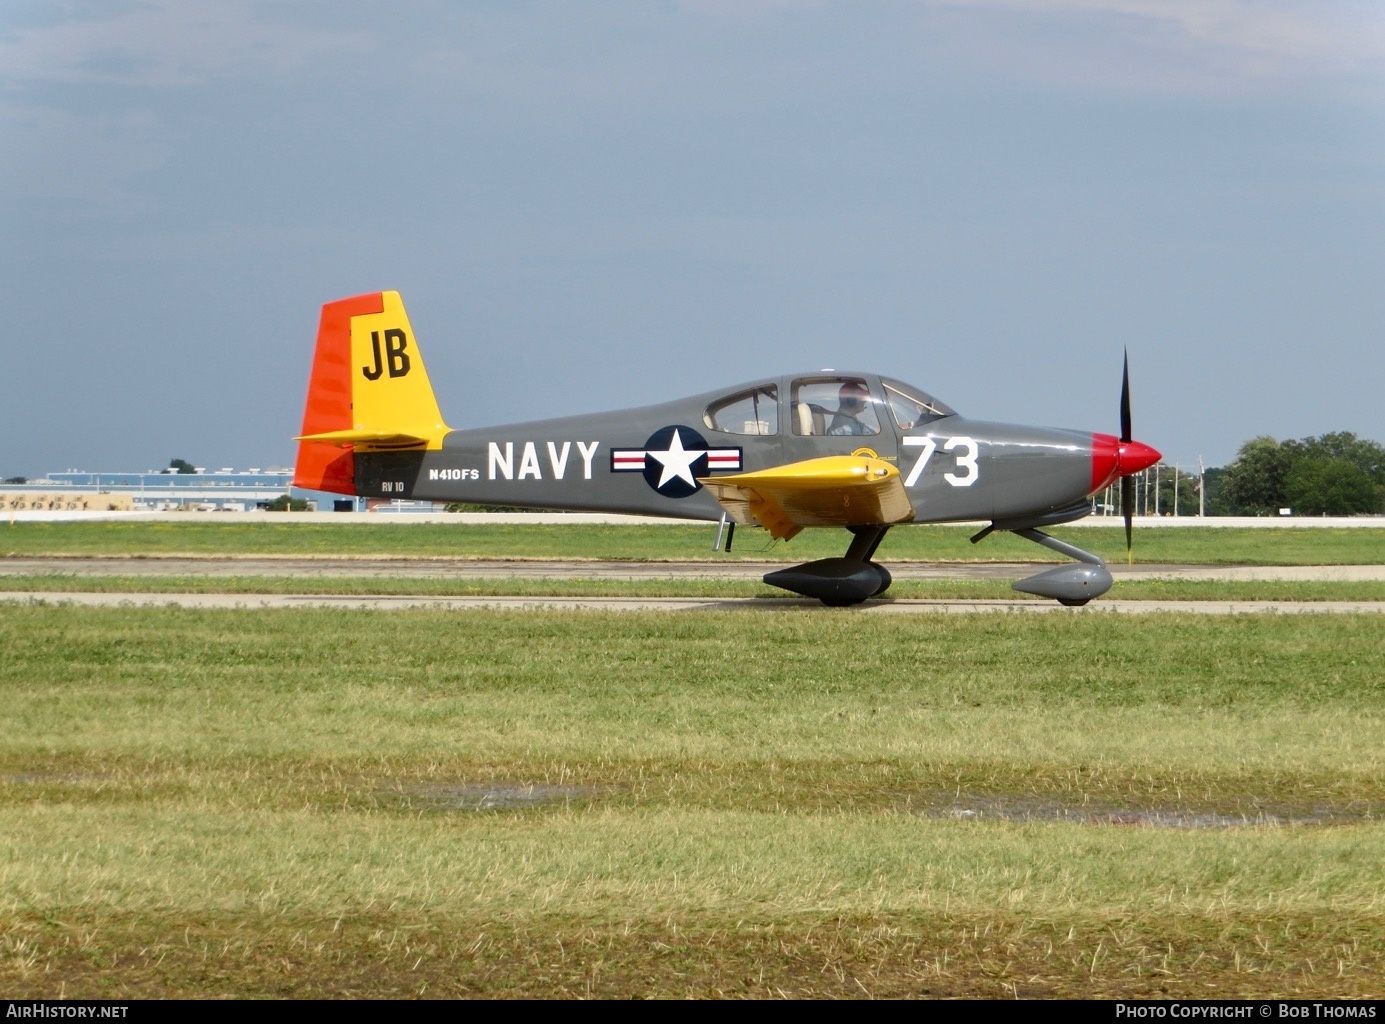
2, 606, 1383, 997
5, 519, 1385, 563
3, 572, 1385, 602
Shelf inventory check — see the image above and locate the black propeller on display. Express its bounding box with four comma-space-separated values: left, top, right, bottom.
1120, 350, 1134, 562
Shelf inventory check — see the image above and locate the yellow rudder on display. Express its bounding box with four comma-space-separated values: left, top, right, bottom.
296, 290, 452, 451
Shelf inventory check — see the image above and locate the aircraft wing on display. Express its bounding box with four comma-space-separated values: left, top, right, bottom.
698, 455, 915, 541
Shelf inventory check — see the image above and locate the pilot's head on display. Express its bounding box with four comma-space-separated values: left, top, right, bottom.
839, 381, 868, 410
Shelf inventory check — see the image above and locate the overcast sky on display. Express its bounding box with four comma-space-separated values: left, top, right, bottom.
3, 0, 1382, 479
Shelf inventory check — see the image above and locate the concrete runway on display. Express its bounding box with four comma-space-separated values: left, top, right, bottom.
2, 555, 1382, 614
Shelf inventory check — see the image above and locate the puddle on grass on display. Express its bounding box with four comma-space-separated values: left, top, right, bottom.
6, 772, 1375, 828
913, 792, 1377, 829
385, 782, 1376, 827
385, 782, 603, 812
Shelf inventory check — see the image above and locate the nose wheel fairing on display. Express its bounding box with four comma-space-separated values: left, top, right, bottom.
1009, 561, 1113, 605
1003, 527, 1112, 605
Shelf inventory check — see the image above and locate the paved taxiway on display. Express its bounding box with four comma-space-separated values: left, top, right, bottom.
3, 591, 1382, 614
5, 556, 1385, 582
2, 556, 1382, 614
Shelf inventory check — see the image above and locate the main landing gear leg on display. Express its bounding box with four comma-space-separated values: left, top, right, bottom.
762, 526, 893, 606
845, 524, 889, 563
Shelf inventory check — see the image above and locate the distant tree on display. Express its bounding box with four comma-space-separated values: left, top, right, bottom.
1213, 431, 1385, 515
164, 458, 197, 475
1153, 467, 1200, 516
3, 476, 25, 485
266, 494, 310, 512
1285, 432, 1385, 488
1201, 466, 1231, 516
1285, 458, 1381, 516
1217, 436, 1293, 515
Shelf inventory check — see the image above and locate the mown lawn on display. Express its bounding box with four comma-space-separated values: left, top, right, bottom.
4, 519, 1384, 564
3, 572, 1385, 602
2, 606, 1382, 998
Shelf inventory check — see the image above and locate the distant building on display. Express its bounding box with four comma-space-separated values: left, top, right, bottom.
0, 468, 437, 513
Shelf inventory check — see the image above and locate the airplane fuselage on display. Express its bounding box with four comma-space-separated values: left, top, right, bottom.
296, 291, 1160, 605
354, 372, 1116, 527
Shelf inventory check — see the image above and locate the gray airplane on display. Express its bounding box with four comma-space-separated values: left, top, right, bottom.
295, 291, 1161, 605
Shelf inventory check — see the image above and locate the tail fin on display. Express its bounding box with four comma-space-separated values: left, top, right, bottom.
293, 291, 452, 494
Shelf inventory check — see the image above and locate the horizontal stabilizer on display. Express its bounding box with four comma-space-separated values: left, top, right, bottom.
295, 429, 432, 450
699, 455, 915, 540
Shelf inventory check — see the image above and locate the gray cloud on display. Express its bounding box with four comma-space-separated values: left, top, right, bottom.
0, 1, 1381, 476
0, 0, 371, 86
5, 1, 1378, 97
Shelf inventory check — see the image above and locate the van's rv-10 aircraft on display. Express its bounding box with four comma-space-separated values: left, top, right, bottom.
294, 291, 1162, 606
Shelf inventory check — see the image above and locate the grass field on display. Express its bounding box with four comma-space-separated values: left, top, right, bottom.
5, 519, 1385, 564
3, 605, 1383, 998
4, 572, 1385, 603
6, 517, 1385, 604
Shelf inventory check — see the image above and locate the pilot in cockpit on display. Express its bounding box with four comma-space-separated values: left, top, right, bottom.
827, 381, 874, 436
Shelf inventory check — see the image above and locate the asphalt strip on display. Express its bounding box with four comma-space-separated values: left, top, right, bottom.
2, 592, 1383, 614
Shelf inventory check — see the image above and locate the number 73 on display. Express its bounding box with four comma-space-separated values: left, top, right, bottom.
902, 435, 979, 487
